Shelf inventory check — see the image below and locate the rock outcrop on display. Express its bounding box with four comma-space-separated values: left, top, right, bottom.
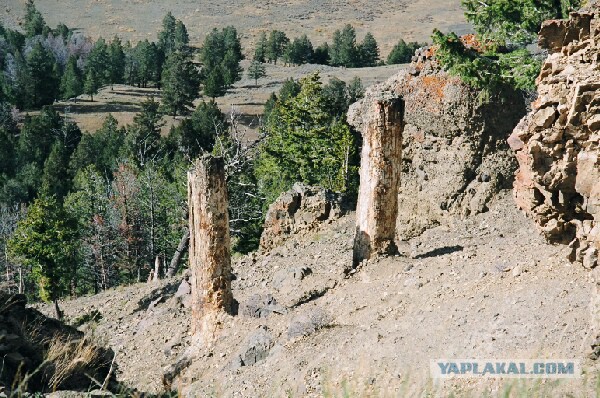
260, 183, 348, 251
0, 292, 116, 394
508, 7, 600, 268
348, 47, 526, 240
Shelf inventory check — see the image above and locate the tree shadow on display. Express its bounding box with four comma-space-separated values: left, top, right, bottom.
53, 102, 142, 114
413, 245, 464, 259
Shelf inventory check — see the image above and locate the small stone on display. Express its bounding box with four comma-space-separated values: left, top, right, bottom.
512, 266, 522, 277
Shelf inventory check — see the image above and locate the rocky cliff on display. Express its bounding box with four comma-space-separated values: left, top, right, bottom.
348, 49, 526, 239
508, 6, 600, 269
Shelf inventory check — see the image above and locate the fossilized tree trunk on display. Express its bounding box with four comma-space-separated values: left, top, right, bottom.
188, 155, 233, 342
166, 228, 190, 278
352, 98, 404, 265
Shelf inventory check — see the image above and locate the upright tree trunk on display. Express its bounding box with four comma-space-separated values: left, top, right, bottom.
188, 155, 233, 343
53, 298, 63, 320
352, 98, 404, 266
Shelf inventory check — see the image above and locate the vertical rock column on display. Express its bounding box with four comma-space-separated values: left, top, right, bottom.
353, 98, 404, 265
188, 155, 233, 341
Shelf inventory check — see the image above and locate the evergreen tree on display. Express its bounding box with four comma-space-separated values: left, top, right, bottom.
170, 100, 226, 159
87, 38, 110, 86
26, 42, 59, 108
359, 32, 379, 67
387, 39, 423, 65
24, 0, 47, 38
247, 60, 266, 86
285, 34, 314, 65
160, 51, 200, 117
83, 68, 100, 101
70, 114, 125, 176
174, 20, 190, 52
60, 55, 82, 100
256, 73, 359, 204
266, 30, 289, 64
254, 31, 268, 63
158, 12, 177, 56
108, 36, 126, 88
124, 97, 164, 166
313, 42, 330, 65
8, 195, 79, 319
203, 66, 226, 98
330, 24, 359, 67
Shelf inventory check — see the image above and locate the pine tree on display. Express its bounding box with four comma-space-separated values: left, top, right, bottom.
83, 68, 100, 101
24, 0, 47, 38
330, 25, 359, 67
359, 32, 379, 67
124, 97, 164, 166
60, 55, 82, 100
158, 12, 177, 56
174, 20, 190, 51
8, 195, 79, 319
254, 31, 268, 63
266, 30, 289, 64
247, 60, 266, 86
256, 73, 359, 204
170, 100, 226, 159
87, 38, 110, 86
108, 36, 126, 88
160, 51, 200, 117
26, 42, 59, 108
203, 66, 226, 98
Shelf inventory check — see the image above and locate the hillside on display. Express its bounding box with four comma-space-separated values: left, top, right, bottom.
37, 191, 599, 396
1, 0, 470, 55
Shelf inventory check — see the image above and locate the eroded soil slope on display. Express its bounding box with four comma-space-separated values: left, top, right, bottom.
39, 191, 599, 396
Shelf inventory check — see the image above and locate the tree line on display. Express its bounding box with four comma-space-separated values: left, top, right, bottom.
251, 25, 426, 68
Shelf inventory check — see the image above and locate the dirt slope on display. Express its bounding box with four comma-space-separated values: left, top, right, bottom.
1, 0, 469, 55
38, 190, 600, 396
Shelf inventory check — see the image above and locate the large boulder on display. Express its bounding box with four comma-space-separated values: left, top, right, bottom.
348, 47, 526, 239
0, 292, 117, 393
508, 7, 600, 267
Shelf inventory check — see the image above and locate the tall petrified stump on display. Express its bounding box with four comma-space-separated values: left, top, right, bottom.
352, 98, 404, 265
188, 155, 233, 342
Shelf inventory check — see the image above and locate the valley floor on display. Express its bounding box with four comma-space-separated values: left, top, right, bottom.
39, 190, 600, 396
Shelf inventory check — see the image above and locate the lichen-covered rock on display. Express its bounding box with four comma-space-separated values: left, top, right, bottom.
348, 48, 526, 239
260, 183, 348, 251
509, 7, 600, 267
0, 292, 116, 393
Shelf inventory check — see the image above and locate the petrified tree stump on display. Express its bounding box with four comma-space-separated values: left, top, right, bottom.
352, 98, 404, 265
188, 155, 233, 341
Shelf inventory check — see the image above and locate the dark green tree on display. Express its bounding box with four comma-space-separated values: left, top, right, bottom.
24, 0, 47, 38
358, 32, 379, 67
108, 36, 126, 88
170, 100, 227, 159
174, 20, 190, 52
330, 24, 359, 67
158, 12, 177, 55
160, 51, 200, 117
124, 97, 164, 166
26, 42, 59, 108
387, 39, 424, 65
266, 30, 289, 64
285, 34, 314, 65
60, 55, 82, 100
8, 195, 79, 319
256, 73, 359, 204
254, 31, 268, 63
83, 68, 100, 101
313, 42, 330, 65
203, 66, 226, 98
